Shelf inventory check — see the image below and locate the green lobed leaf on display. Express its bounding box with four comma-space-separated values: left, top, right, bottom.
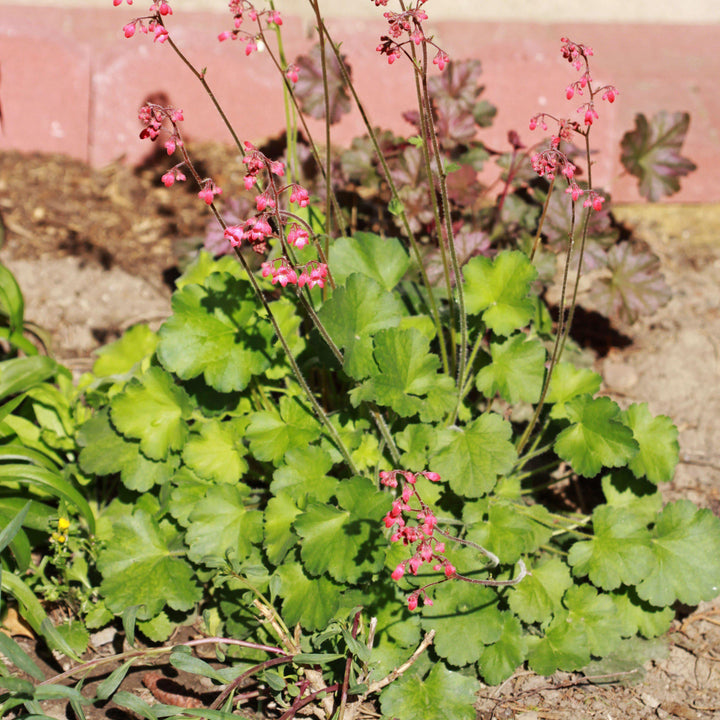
380, 663, 481, 720
563, 584, 624, 657
78, 408, 179, 491
601, 470, 663, 526
110, 366, 192, 461
508, 556, 572, 624
182, 417, 248, 483
420, 584, 502, 667
157, 274, 270, 392
317, 274, 405, 379
329, 232, 411, 291
97, 509, 202, 620
350, 327, 456, 422
475, 334, 546, 403
554, 395, 639, 477
478, 612, 529, 685
264, 492, 302, 565
610, 586, 673, 639
273, 562, 342, 631
567, 504, 653, 591
432, 414, 517, 497
246, 395, 322, 465
465, 501, 553, 564
636, 500, 720, 606
295, 476, 387, 583
545, 362, 602, 419
270, 445, 338, 503
527, 609, 590, 675
621, 403, 678, 484
92, 324, 158, 377
463, 250, 537, 335
185, 484, 262, 564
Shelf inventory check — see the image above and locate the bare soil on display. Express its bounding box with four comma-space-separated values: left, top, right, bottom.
1, 148, 720, 719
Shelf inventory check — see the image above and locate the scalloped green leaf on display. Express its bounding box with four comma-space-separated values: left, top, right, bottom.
610, 586, 674, 639
92, 324, 158, 377
420, 584, 502, 667
182, 417, 248, 483
463, 250, 537, 335
637, 500, 720, 606
246, 395, 322, 465
271, 445, 338, 503
157, 273, 270, 392
465, 501, 553, 564
97, 509, 201, 620
350, 327, 456, 422
330, 232, 411, 291
295, 476, 387, 583
508, 556, 572, 624
478, 612, 529, 685
273, 562, 342, 631
475, 334, 546, 403
621, 403, 678, 484
380, 663, 481, 720
109, 367, 192, 461
545, 362, 602, 419
568, 505, 653, 591
554, 395, 638, 477
527, 609, 590, 675
264, 492, 302, 566
78, 408, 179, 491
185, 484, 262, 564
431, 414, 516, 497
601, 470, 664, 526
318, 274, 405, 379
564, 584, 624, 657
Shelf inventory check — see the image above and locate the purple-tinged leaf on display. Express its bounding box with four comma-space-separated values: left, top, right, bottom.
587, 241, 671, 324
620, 111, 697, 201
293, 43, 351, 124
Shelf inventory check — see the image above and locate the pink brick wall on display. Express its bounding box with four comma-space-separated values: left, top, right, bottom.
1, 5, 717, 202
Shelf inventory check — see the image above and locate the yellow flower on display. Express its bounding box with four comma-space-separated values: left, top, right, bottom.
57, 517, 70, 532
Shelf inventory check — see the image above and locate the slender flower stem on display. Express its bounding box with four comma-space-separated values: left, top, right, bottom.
419, 40, 468, 387
308, 0, 334, 243
316, 17, 450, 375
530, 175, 556, 261
162, 27, 243, 156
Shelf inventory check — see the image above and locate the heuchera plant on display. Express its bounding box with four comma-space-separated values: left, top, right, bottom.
0, 2, 716, 719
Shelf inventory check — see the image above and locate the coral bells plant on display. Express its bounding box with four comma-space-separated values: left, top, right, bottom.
3, 2, 715, 720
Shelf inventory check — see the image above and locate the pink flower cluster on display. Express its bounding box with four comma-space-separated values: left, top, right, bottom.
216, 0, 282, 54
118, 0, 172, 42
528, 37, 620, 212
373, 0, 448, 70
381, 469, 456, 611
261, 259, 329, 289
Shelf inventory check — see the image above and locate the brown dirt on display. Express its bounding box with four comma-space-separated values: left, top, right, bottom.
1, 148, 720, 719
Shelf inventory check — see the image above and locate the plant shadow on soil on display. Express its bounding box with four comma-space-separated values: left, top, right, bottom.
1, 148, 720, 718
